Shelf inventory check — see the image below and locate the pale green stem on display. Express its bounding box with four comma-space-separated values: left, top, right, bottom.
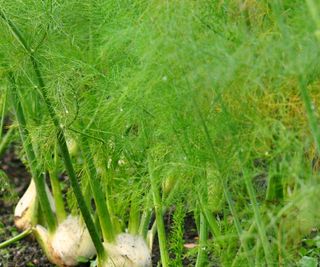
195, 212, 208, 267
148, 160, 170, 267
138, 194, 153, 239
128, 194, 140, 235
80, 133, 115, 242
197, 189, 220, 238
48, 145, 66, 223
0, 228, 32, 249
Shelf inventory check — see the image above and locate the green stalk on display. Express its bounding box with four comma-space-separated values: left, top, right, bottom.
195, 212, 208, 267
197, 186, 220, 238
0, 86, 7, 140
148, 160, 170, 267
128, 194, 140, 235
242, 169, 273, 267
0, 12, 105, 258
0, 126, 14, 158
139, 178, 181, 241
48, 143, 66, 223
147, 220, 157, 250
80, 133, 115, 242
8, 73, 56, 233
138, 193, 153, 239
223, 180, 254, 267
100, 165, 121, 234
142, 185, 184, 249
0, 228, 32, 249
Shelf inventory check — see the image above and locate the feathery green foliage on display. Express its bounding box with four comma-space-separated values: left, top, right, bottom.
1, 0, 320, 266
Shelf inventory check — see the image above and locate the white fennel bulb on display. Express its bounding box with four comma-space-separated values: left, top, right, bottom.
14, 179, 55, 230
101, 233, 151, 267
35, 215, 96, 266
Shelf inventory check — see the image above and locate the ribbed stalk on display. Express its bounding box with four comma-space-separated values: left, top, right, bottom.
138, 194, 153, 239
80, 133, 115, 242
195, 212, 208, 267
148, 160, 169, 267
48, 144, 66, 223
8, 73, 56, 233
128, 193, 140, 235
0, 12, 105, 258
198, 198, 220, 237
49, 168, 66, 223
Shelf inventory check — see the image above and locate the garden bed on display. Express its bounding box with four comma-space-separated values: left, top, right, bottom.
0, 145, 201, 267
0, 145, 54, 267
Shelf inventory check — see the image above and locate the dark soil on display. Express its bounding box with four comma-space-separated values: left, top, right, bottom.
0, 142, 200, 267
0, 144, 54, 267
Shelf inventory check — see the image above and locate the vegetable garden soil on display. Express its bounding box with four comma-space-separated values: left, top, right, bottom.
0, 144, 199, 267
0, 144, 55, 267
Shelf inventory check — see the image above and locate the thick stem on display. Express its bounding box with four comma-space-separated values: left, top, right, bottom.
147, 220, 157, 250
80, 133, 115, 242
195, 212, 208, 267
8, 73, 56, 233
198, 198, 220, 237
148, 160, 170, 267
48, 145, 66, 223
138, 194, 153, 239
128, 194, 140, 235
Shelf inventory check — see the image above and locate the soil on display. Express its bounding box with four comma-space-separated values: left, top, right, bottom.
0, 142, 200, 266
0, 144, 54, 267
